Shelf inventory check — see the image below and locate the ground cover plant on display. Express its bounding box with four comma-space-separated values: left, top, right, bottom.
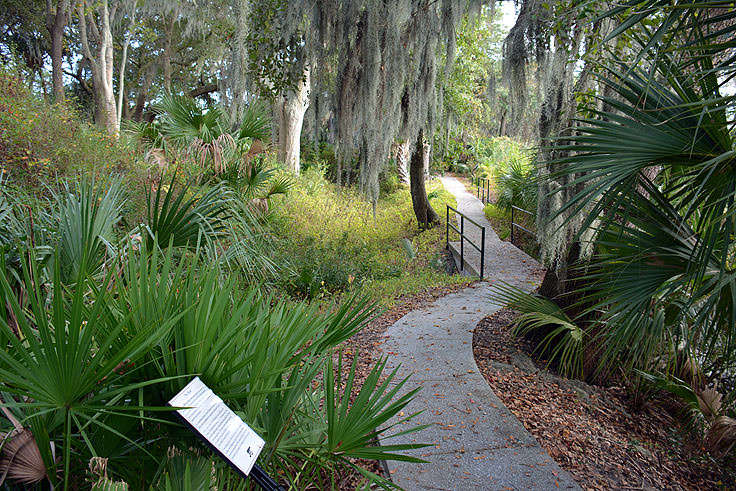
271, 166, 469, 304
0, 71, 136, 189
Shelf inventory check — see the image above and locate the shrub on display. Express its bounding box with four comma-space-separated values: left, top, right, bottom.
494, 158, 537, 212
0, 70, 137, 189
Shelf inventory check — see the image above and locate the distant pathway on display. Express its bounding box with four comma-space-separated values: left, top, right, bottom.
378, 176, 579, 490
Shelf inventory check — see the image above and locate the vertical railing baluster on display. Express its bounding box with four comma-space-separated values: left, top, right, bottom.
480, 227, 485, 280
460, 216, 464, 271
446, 205, 449, 250
510, 206, 514, 245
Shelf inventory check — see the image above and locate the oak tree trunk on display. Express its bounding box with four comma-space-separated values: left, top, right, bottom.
162, 17, 175, 92
132, 73, 151, 122
46, 0, 70, 102
277, 68, 310, 175
78, 0, 118, 135
410, 130, 439, 229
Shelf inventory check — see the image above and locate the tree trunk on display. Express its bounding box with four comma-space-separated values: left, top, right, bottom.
78, 0, 118, 135
116, 7, 135, 128
162, 17, 175, 92
391, 141, 410, 184
312, 90, 319, 158
132, 73, 151, 122
422, 139, 430, 179
410, 130, 439, 229
277, 68, 310, 175
498, 109, 507, 136
46, 0, 70, 102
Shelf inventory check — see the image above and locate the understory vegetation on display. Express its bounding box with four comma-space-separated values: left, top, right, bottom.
271, 169, 465, 302
0, 72, 463, 489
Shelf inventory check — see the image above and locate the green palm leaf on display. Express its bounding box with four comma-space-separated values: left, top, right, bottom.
490, 283, 584, 379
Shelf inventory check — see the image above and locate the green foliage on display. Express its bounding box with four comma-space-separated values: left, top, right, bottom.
483, 203, 510, 240
53, 178, 127, 283
0, 71, 136, 188
145, 174, 231, 250
494, 158, 537, 212
535, 1, 736, 457
155, 93, 227, 148
0, 252, 178, 489
438, 5, 505, 139
324, 354, 429, 477
474, 137, 530, 178
0, 229, 428, 489
220, 158, 294, 200
272, 173, 469, 302
491, 283, 584, 379
154, 455, 214, 491
299, 141, 343, 183
550, 54, 736, 380
438, 136, 473, 174
236, 99, 272, 143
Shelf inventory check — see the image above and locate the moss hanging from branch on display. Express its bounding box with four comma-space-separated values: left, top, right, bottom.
229, 0, 488, 207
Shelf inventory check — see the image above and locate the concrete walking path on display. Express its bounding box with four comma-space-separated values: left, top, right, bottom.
378, 176, 579, 490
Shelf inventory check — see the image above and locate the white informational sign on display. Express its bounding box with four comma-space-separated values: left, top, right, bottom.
169, 377, 265, 476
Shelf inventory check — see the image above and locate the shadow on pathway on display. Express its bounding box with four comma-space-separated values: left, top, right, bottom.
378, 176, 580, 490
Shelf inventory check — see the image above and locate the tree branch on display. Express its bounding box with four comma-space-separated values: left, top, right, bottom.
77, 1, 95, 63
64, 67, 93, 94
189, 83, 218, 99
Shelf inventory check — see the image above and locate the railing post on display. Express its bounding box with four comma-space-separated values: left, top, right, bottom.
510, 206, 514, 245
480, 227, 485, 280
445, 205, 449, 249
460, 216, 464, 271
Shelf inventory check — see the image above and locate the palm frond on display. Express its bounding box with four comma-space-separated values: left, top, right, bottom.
53, 178, 126, 283
237, 100, 271, 143
145, 173, 232, 250
490, 283, 584, 379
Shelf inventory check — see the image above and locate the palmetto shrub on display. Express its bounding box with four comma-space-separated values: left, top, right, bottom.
0, 178, 427, 488
494, 158, 537, 213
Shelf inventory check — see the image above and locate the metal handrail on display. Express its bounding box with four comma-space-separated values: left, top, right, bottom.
510, 205, 535, 245
445, 205, 486, 279
475, 177, 491, 204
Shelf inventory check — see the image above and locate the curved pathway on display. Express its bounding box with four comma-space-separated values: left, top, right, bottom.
379, 177, 579, 490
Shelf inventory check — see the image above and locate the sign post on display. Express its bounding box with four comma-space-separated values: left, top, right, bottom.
169, 377, 283, 491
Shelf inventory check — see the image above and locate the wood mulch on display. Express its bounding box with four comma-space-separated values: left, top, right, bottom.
473, 308, 736, 491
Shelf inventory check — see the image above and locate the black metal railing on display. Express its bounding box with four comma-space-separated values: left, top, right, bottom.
510, 205, 535, 245
475, 176, 491, 204
446, 205, 486, 279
